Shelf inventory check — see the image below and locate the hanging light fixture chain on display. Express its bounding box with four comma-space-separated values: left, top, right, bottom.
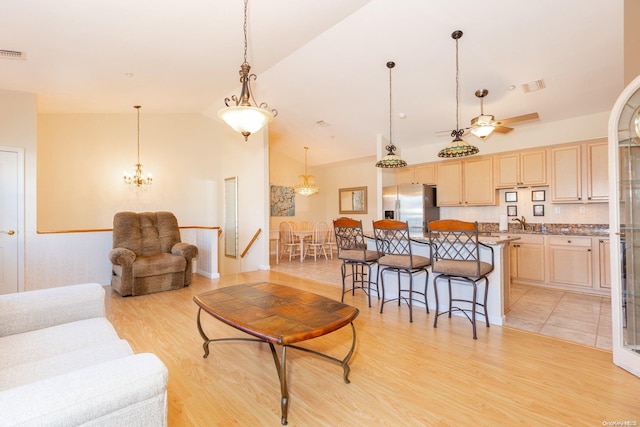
389, 61, 393, 145
455, 34, 460, 132
136, 105, 141, 164
242, 0, 248, 66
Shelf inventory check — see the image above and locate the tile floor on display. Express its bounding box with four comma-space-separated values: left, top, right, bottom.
506, 282, 612, 350
270, 251, 613, 351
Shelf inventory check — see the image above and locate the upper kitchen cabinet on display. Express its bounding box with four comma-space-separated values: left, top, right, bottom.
395, 164, 437, 185
436, 156, 495, 206
550, 139, 608, 203
495, 149, 547, 188
585, 140, 609, 201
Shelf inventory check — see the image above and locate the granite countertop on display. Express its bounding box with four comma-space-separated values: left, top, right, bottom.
477, 223, 609, 237
409, 234, 520, 246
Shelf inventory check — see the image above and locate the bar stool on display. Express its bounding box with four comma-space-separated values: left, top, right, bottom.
428, 219, 494, 339
333, 217, 379, 307
372, 219, 430, 323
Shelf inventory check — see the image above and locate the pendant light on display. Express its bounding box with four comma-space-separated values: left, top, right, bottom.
294, 146, 319, 196
123, 105, 152, 189
217, 0, 277, 142
376, 61, 407, 168
438, 30, 479, 158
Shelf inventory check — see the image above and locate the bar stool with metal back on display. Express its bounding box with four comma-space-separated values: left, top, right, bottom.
428, 219, 494, 339
333, 217, 379, 307
372, 219, 431, 322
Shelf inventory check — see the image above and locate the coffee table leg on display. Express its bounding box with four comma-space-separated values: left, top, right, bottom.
269, 343, 290, 425
196, 307, 211, 358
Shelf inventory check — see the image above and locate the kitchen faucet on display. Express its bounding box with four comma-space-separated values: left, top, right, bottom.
512, 216, 527, 231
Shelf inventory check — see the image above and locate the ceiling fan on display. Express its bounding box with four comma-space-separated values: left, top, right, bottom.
468, 89, 539, 139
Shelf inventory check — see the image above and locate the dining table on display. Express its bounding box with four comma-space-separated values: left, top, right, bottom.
291, 230, 313, 263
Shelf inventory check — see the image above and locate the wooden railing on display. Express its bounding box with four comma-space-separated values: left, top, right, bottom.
241, 228, 262, 258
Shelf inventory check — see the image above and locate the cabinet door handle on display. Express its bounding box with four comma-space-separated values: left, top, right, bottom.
587, 249, 591, 252
567, 240, 571, 243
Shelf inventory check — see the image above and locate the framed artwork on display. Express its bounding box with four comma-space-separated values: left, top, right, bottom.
505, 191, 517, 202
270, 185, 295, 216
507, 205, 517, 216
533, 204, 545, 216
532, 190, 546, 201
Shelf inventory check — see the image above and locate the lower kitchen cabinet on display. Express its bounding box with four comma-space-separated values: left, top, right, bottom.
509, 234, 610, 295
510, 234, 546, 283
597, 238, 611, 289
548, 236, 593, 288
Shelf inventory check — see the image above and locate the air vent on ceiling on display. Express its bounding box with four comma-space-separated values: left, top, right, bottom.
315, 120, 330, 127
522, 79, 545, 93
0, 50, 26, 60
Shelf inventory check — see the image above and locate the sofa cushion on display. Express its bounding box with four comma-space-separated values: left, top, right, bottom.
0, 283, 105, 338
0, 339, 133, 391
0, 317, 120, 370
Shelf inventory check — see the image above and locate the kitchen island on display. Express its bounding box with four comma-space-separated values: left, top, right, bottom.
366, 233, 520, 326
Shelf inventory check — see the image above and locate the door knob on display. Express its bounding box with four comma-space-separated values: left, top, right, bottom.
1, 230, 15, 235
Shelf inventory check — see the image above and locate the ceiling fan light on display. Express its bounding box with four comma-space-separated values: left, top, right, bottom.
470, 123, 495, 138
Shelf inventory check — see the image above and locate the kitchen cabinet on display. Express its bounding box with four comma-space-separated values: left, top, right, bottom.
597, 238, 611, 289
510, 234, 546, 283
436, 157, 495, 206
395, 163, 437, 185
495, 149, 547, 188
586, 140, 608, 202
548, 236, 593, 288
550, 139, 608, 203
550, 145, 582, 202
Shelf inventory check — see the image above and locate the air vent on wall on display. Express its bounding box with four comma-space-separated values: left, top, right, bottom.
0, 50, 26, 60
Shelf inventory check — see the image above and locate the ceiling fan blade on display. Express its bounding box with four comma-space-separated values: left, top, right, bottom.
495, 112, 539, 126
493, 126, 514, 134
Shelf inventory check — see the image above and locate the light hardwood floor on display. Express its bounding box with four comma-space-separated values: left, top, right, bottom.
105, 270, 640, 426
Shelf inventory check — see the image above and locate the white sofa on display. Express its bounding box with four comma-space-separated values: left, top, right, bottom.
0, 283, 168, 426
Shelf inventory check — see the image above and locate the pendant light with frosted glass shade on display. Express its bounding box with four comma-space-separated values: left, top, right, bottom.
217, 0, 277, 142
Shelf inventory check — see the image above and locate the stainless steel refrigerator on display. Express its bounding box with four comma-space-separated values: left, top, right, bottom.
382, 184, 439, 236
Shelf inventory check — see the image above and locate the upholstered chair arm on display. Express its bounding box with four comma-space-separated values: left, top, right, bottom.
172, 243, 198, 259
109, 247, 136, 267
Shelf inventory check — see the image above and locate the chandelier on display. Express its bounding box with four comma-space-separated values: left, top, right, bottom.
123, 105, 152, 188
438, 30, 479, 158
218, 0, 277, 142
294, 147, 319, 196
376, 61, 407, 168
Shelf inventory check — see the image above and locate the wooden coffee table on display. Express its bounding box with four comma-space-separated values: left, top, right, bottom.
193, 282, 359, 425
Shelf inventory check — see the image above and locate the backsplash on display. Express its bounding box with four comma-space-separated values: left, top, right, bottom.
441, 187, 609, 226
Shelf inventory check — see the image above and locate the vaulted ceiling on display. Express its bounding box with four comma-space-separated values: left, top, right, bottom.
0, 0, 624, 165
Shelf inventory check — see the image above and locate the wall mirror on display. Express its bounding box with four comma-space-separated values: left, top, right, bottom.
224, 176, 238, 258
339, 186, 368, 214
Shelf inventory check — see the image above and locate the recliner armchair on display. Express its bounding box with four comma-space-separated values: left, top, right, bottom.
109, 211, 198, 296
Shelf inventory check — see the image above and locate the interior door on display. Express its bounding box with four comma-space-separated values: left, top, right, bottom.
0, 149, 20, 295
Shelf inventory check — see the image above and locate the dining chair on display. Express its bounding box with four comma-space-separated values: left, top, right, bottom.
324, 224, 337, 259
428, 219, 494, 339
372, 219, 431, 322
298, 221, 313, 231
304, 221, 329, 261
279, 221, 301, 262
333, 217, 379, 307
